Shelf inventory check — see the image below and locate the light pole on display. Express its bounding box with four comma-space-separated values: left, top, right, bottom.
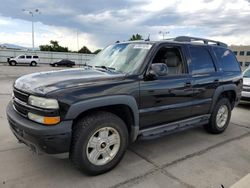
22, 9, 41, 51
159, 31, 170, 40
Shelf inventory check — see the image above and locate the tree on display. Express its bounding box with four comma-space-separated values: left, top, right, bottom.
129, 33, 143, 41
39, 40, 69, 52
78, 46, 92, 54
93, 49, 102, 54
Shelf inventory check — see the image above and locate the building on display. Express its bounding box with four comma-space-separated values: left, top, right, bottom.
230, 45, 250, 68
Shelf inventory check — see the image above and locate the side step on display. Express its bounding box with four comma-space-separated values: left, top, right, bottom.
138, 114, 211, 139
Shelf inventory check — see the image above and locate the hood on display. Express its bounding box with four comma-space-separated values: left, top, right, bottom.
14, 68, 125, 95
243, 77, 250, 86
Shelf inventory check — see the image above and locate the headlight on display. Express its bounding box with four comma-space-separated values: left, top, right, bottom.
28, 95, 59, 109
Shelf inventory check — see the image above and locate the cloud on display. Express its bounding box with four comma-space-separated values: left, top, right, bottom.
0, 0, 250, 49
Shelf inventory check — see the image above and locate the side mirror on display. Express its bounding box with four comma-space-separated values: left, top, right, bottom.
148, 63, 168, 79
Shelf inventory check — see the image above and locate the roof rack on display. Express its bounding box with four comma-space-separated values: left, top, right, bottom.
173, 36, 227, 47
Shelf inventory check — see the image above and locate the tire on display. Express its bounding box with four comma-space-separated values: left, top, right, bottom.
70, 111, 129, 175
54, 63, 58, 67
204, 98, 231, 134
10, 61, 16, 66
30, 61, 37, 66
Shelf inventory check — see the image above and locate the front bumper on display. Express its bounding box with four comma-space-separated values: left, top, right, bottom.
6, 102, 73, 154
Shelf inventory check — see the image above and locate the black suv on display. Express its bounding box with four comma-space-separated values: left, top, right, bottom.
6, 36, 242, 175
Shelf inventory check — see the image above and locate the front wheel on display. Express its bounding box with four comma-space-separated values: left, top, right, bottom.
70, 111, 129, 175
204, 98, 231, 134
10, 61, 16, 66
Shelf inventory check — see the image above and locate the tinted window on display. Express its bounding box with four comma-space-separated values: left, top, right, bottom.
18, 55, 25, 59
33, 56, 38, 58
189, 47, 215, 74
239, 51, 245, 56
213, 47, 241, 72
247, 51, 250, 56
26, 56, 32, 59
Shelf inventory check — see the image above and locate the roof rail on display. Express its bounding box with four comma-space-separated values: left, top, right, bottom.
173, 36, 227, 47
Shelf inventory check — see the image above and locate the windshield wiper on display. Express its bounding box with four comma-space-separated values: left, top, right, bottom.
83, 64, 93, 68
94, 65, 116, 72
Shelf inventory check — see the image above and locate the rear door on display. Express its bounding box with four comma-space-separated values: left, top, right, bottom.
25, 55, 32, 64
187, 45, 220, 116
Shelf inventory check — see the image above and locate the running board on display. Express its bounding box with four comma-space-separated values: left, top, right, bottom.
138, 114, 211, 139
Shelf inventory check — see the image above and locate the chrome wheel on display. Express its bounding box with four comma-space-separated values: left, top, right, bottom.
216, 105, 229, 128
86, 127, 121, 166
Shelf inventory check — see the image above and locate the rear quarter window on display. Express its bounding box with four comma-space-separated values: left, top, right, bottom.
33, 56, 39, 58
213, 47, 241, 72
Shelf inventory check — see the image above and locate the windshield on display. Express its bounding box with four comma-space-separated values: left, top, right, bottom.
89, 43, 152, 74
243, 68, 250, 78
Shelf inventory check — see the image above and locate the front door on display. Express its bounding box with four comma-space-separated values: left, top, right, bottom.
139, 45, 193, 128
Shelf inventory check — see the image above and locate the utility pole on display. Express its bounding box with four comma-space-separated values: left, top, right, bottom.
22, 9, 41, 51
76, 30, 79, 52
159, 31, 170, 40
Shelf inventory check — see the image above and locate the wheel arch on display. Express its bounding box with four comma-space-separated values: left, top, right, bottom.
209, 84, 237, 113
65, 95, 139, 142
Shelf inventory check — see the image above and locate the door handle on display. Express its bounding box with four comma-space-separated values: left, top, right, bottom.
214, 79, 219, 85
185, 82, 192, 87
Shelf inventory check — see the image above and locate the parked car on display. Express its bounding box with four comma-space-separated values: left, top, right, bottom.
50, 59, 75, 67
6, 36, 242, 175
8, 54, 39, 66
242, 67, 250, 101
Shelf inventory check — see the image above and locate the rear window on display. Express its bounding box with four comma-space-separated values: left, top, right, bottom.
213, 47, 241, 72
33, 56, 39, 58
189, 47, 215, 74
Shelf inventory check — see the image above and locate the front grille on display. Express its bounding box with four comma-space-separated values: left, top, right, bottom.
13, 100, 28, 117
13, 88, 29, 103
13, 88, 29, 117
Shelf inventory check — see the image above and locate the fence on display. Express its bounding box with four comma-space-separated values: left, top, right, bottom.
0, 48, 95, 65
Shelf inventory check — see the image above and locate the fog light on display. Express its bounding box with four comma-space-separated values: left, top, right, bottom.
28, 112, 60, 125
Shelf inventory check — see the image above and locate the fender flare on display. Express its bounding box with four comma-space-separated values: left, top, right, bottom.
65, 95, 139, 141
209, 84, 237, 113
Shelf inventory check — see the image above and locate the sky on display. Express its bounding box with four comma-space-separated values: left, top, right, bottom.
0, 0, 250, 51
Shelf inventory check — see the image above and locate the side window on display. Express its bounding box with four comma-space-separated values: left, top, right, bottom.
213, 47, 241, 72
26, 56, 32, 59
33, 56, 38, 59
189, 47, 215, 74
18, 55, 25, 59
152, 47, 184, 75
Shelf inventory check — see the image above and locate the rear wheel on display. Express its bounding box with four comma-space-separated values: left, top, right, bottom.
30, 61, 37, 66
70, 111, 129, 175
204, 98, 231, 134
